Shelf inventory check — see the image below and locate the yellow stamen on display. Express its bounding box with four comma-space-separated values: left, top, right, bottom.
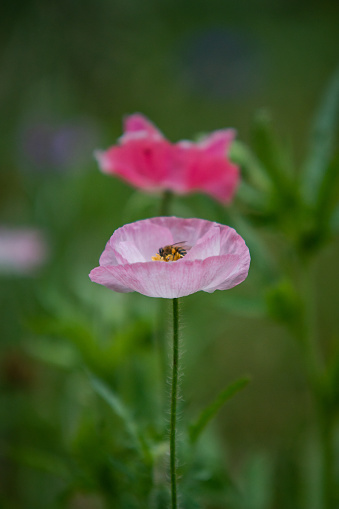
152, 251, 184, 262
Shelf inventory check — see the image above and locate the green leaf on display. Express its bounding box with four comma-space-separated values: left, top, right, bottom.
330, 203, 339, 233
302, 66, 339, 203
238, 453, 273, 509
251, 110, 293, 192
88, 373, 151, 462
265, 279, 303, 333
315, 155, 339, 230
229, 140, 271, 192
189, 377, 250, 444
325, 333, 339, 409
236, 180, 269, 213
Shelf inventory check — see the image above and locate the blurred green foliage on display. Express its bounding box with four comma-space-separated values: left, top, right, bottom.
1, 0, 339, 508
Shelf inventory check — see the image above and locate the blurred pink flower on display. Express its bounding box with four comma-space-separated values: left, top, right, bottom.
89, 217, 250, 299
0, 227, 48, 275
95, 114, 239, 203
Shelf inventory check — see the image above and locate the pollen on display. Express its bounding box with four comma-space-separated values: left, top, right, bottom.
152, 253, 163, 261
152, 249, 184, 262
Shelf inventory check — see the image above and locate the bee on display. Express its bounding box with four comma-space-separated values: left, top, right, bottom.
153, 241, 188, 262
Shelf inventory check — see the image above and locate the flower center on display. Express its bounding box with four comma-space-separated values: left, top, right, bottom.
152, 243, 187, 262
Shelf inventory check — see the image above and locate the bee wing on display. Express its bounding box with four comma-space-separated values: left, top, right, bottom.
172, 241, 191, 251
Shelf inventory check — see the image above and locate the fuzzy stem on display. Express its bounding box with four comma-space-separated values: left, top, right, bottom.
170, 297, 179, 509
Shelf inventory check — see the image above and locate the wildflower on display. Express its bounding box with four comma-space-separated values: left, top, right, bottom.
0, 227, 48, 275
89, 217, 250, 298
95, 114, 239, 203
19, 118, 99, 172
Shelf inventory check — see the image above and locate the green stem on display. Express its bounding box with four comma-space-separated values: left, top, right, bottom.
298, 262, 336, 509
170, 297, 179, 509
154, 299, 169, 419
298, 262, 322, 395
319, 408, 335, 509
159, 190, 173, 216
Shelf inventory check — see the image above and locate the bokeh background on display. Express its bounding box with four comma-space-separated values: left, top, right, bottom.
1, 1, 339, 508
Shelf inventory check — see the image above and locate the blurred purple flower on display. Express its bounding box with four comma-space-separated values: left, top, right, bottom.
19, 117, 99, 172
0, 227, 48, 275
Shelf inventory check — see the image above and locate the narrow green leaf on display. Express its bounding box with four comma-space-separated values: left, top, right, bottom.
316, 155, 339, 230
88, 373, 140, 451
330, 204, 339, 234
229, 140, 271, 192
302, 66, 339, 203
251, 110, 292, 191
189, 377, 250, 444
239, 453, 273, 509
325, 333, 339, 409
89, 373, 154, 464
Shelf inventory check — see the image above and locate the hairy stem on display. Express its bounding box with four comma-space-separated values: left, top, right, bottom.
170, 297, 179, 508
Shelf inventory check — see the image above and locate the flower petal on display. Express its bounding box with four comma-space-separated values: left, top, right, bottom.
90, 217, 250, 299
95, 115, 240, 203
112, 219, 173, 261
89, 266, 133, 293
145, 216, 219, 248
123, 113, 163, 140
184, 226, 221, 261
174, 140, 240, 203
90, 252, 248, 299
99, 239, 119, 266
197, 129, 236, 156
95, 139, 173, 190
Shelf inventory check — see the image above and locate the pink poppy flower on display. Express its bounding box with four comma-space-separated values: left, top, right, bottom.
89, 217, 250, 299
95, 114, 239, 203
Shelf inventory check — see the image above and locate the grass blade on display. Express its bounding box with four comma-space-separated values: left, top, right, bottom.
302, 66, 339, 203
189, 377, 250, 444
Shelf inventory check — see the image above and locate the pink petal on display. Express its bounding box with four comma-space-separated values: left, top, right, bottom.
94, 115, 240, 203
95, 138, 173, 190
184, 226, 221, 261
90, 217, 250, 299
90, 252, 248, 299
220, 225, 247, 255
112, 219, 173, 261
89, 266, 133, 293
113, 241, 145, 264
123, 113, 164, 140
99, 239, 119, 266
173, 142, 240, 203
138, 217, 219, 250
197, 160, 240, 203
196, 129, 236, 156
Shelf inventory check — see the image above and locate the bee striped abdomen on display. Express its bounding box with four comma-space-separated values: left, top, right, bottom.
152, 242, 188, 262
